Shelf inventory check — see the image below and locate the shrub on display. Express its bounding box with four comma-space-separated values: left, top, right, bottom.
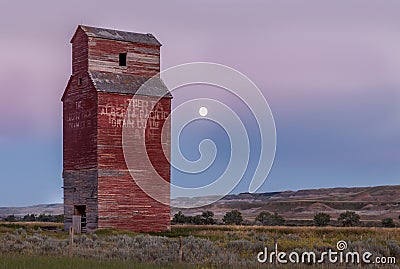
387, 240, 400, 257
313, 213, 331, 227
201, 211, 216, 225
4, 215, 18, 222
222, 210, 243, 225
37, 214, 64, 223
382, 218, 395, 228
22, 214, 37, 222
172, 211, 186, 224
255, 212, 285, 226
338, 211, 360, 227
173, 211, 216, 225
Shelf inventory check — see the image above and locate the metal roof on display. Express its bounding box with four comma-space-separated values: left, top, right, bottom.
80, 25, 161, 46
89, 71, 172, 98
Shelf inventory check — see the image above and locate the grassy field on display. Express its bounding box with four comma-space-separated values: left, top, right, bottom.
160, 225, 400, 249
0, 223, 399, 268
0, 255, 191, 269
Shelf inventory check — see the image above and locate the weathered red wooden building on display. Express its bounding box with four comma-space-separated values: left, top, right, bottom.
62, 25, 172, 232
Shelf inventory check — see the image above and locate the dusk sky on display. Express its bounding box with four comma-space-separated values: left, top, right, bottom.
0, 0, 399, 206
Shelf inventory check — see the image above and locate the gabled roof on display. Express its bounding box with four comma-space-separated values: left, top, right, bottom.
61, 75, 73, 101
76, 25, 161, 46
89, 71, 172, 98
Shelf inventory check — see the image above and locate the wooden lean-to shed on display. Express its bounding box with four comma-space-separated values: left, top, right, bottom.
61, 25, 172, 232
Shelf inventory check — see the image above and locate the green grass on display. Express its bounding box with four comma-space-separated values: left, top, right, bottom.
2, 222, 400, 244
0, 222, 67, 239
0, 255, 397, 269
94, 228, 140, 237
0, 255, 191, 269
167, 225, 400, 251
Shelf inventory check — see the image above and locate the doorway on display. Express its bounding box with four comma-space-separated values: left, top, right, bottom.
73, 205, 87, 233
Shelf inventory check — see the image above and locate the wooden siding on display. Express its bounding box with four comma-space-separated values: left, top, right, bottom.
63, 26, 171, 233
88, 37, 160, 78
97, 93, 171, 232
62, 73, 97, 170
63, 169, 98, 232
72, 28, 88, 76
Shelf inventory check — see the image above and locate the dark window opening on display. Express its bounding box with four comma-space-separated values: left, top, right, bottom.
74, 205, 86, 217
119, 53, 127, 66
78, 78, 82, 86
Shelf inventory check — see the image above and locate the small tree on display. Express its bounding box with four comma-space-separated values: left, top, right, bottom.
201, 211, 216, 225
173, 211, 187, 224
37, 214, 54, 222
22, 214, 37, 222
4, 215, 17, 222
255, 211, 270, 225
191, 215, 202, 225
313, 212, 331, 227
256, 212, 285, 226
223, 210, 243, 225
54, 214, 64, 223
338, 211, 360, 227
382, 218, 395, 228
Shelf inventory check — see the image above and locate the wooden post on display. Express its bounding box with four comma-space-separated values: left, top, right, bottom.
274, 238, 278, 264
69, 226, 74, 257
358, 235, 362, 267
179, 236, 183, 263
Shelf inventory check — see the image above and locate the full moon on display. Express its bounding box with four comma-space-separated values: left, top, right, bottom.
199, 106, 208, 116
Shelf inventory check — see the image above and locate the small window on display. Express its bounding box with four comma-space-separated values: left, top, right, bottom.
78, 78, 82, 86
119, 53, 127, 66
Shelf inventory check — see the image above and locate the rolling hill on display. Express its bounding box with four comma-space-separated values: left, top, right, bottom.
1, 185, 399, 222
171, 185, 400, 222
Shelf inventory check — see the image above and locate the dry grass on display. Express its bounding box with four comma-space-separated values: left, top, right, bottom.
0, 221, 63, 228
0, 224, 398, 268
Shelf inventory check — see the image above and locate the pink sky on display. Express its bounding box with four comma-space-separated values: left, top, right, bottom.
0, 0, 399, 205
